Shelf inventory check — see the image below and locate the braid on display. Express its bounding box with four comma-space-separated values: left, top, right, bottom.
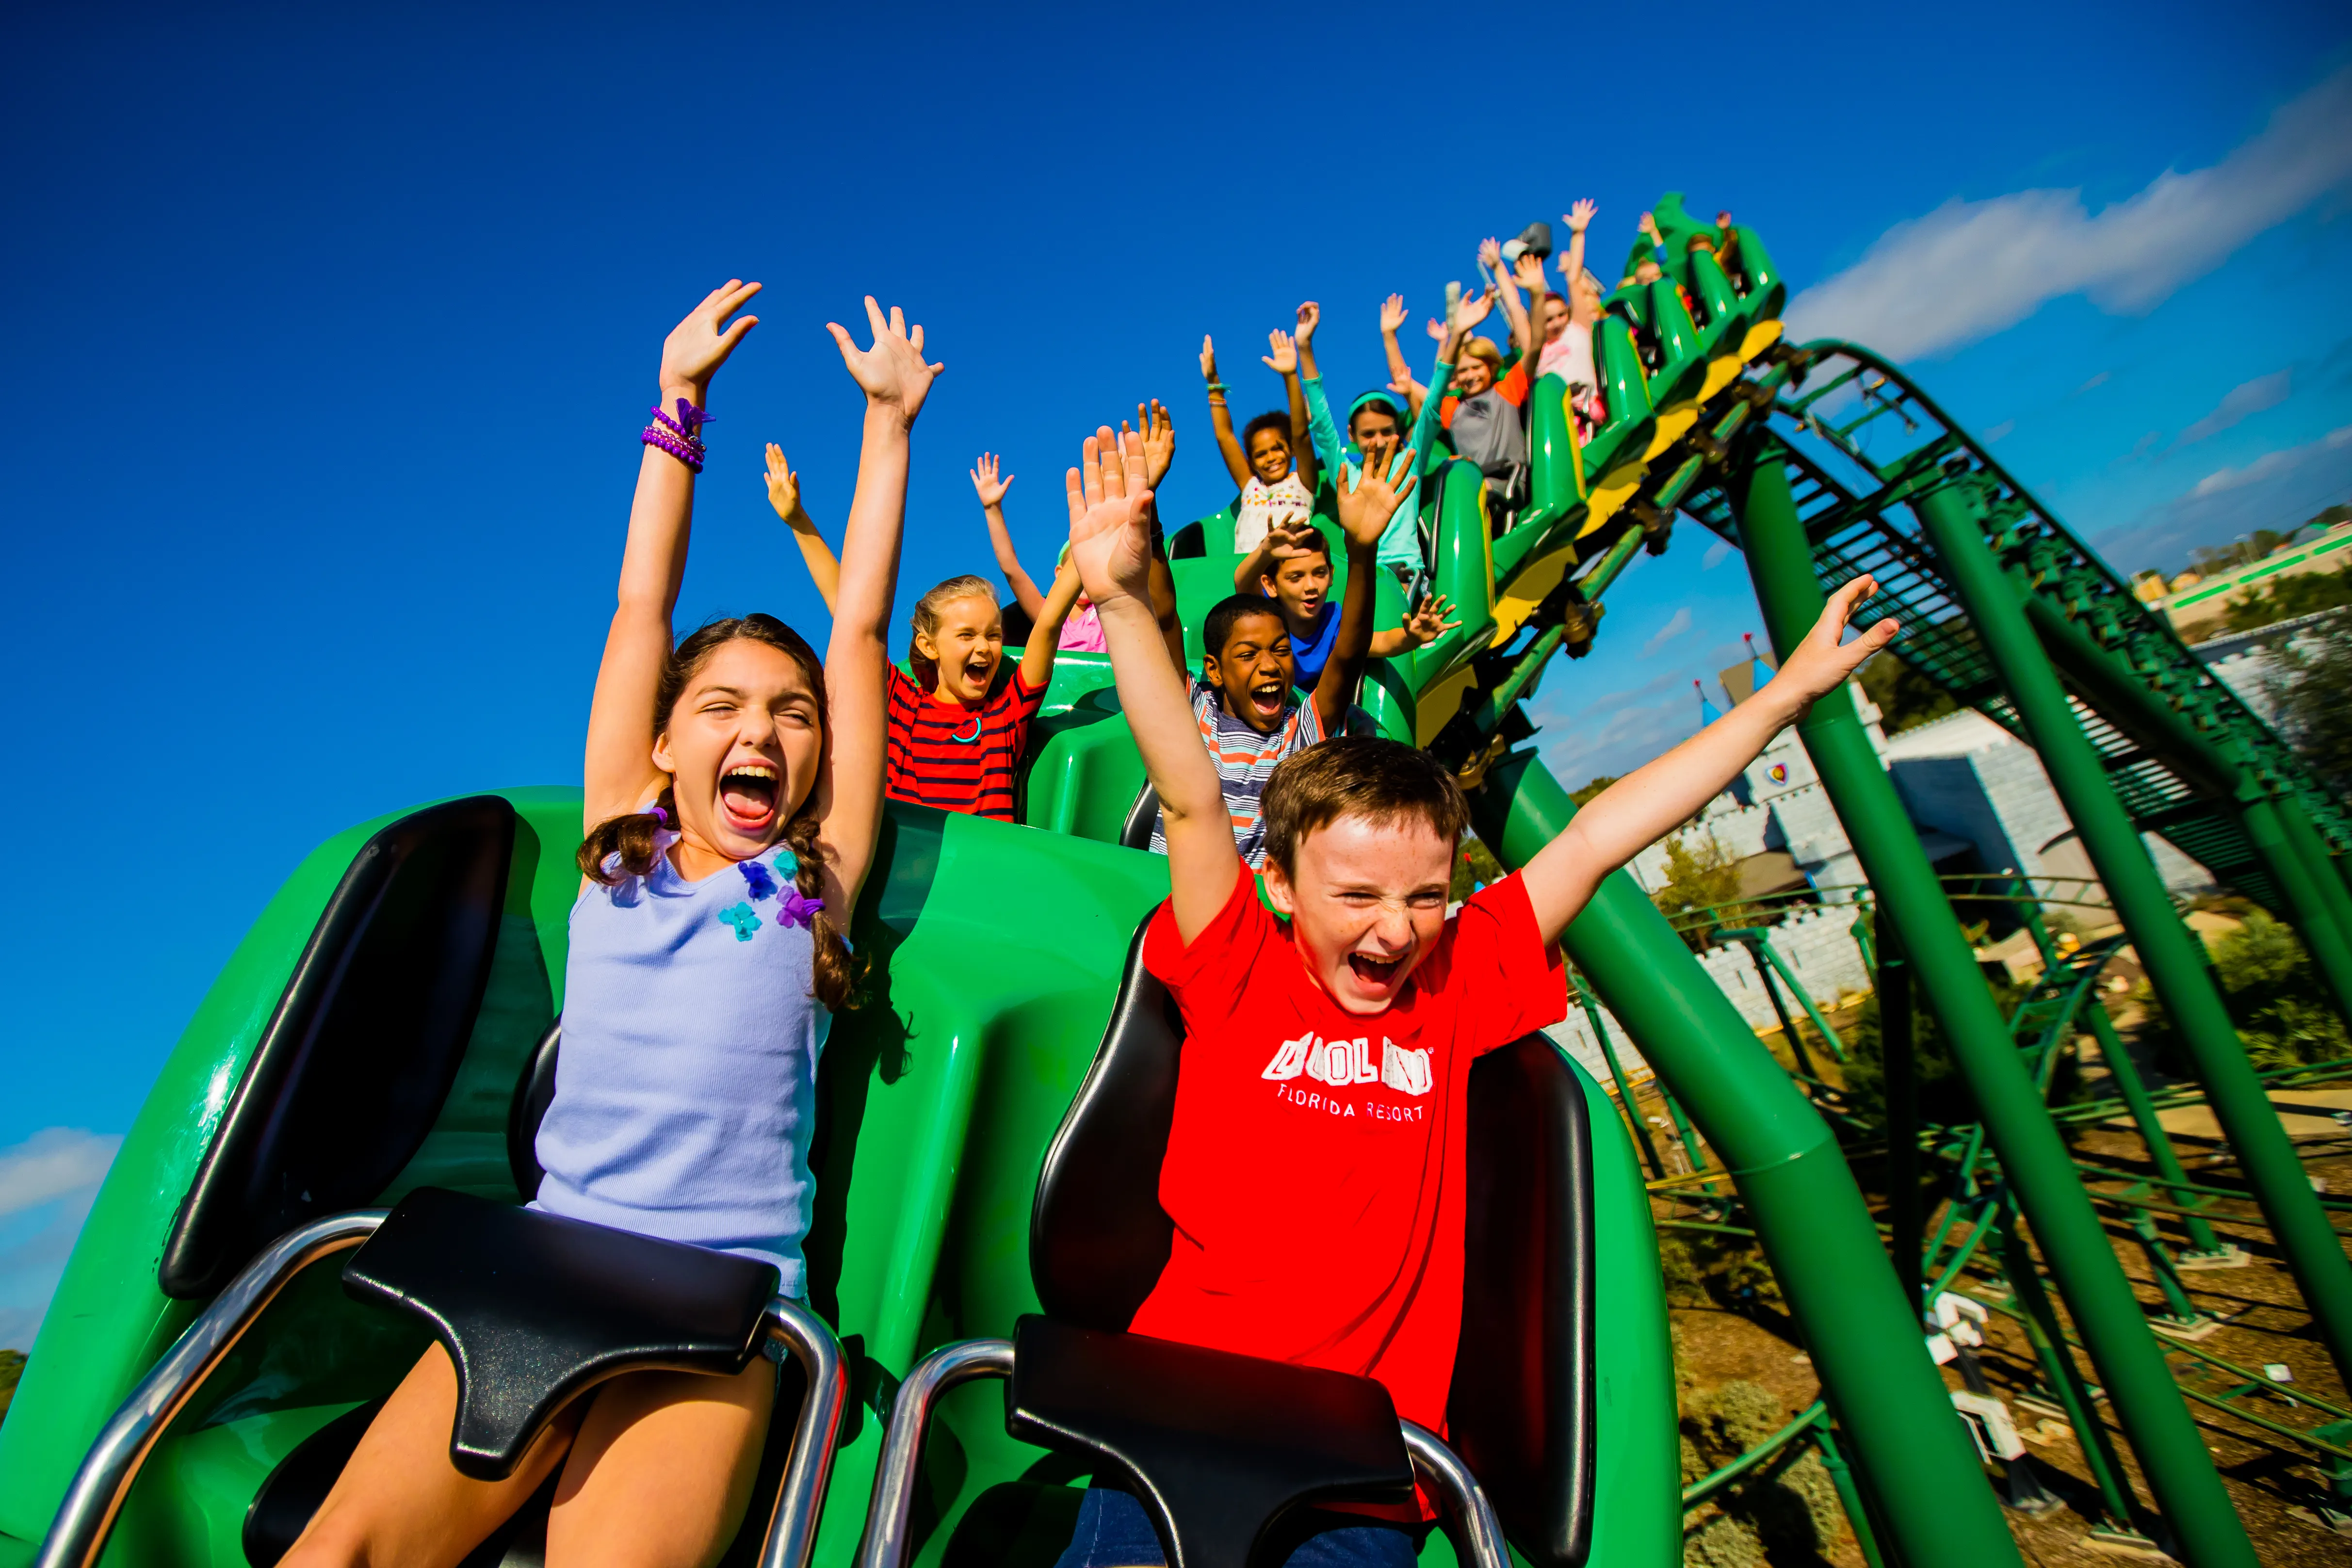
578, 783, 679, 884
782, 804, 863, 1012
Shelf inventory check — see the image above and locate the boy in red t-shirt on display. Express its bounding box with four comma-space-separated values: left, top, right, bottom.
1058, 428, 1896, 1567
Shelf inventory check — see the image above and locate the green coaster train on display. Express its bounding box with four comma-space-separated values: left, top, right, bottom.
11, 194, 2349, 1568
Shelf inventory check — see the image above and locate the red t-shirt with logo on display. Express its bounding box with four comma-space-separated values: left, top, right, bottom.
1127, 869, 1567, 1457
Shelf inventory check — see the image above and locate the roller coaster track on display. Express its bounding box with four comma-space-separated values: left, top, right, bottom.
1418, 325, 2347, 916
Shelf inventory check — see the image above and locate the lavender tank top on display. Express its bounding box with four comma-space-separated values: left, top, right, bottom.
533, 844, 830, 1297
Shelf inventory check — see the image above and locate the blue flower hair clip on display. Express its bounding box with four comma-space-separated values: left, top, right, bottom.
738, 860, 779, 900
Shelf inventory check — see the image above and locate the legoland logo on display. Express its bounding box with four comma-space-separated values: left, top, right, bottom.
1261, 1033, 1431, 1096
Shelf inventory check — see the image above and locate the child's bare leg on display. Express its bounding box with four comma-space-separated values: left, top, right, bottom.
546, 1358, 776, 1568
281, 1343, 583, 1568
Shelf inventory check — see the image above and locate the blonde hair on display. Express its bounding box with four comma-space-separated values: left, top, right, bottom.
909, 574, 1000, 688
1460, 337, 1505, 373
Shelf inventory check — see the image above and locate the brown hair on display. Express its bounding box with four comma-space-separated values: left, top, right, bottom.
576, 614, 861, 1011
1260, 736, 1470, 877
908, 574, 1000, 691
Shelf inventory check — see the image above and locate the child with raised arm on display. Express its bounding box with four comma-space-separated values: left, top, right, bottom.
1064, 430, 1895, 1554
280, 289, 934, 1568
971, 452, 1105, 652
1202, 332, 1319, 554
1130, 433, 1418, 868
1231, 520, 1458, 684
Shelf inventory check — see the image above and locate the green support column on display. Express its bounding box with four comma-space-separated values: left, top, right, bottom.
2236, 792, 2352, 1024
1474, 749, 2026, 1568
1915, 478, 2352, 1393
1877, 920, 1922, 1297
2017, 597, 2352, 1023
2275, 797, 2352, 1002
1736, 453, 2261, 1568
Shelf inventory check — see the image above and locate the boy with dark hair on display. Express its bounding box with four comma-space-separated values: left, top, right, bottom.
1062, 424, 1894, 1557
1230, 524, 1456, 689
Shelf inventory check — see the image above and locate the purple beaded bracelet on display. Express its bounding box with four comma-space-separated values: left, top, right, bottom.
650, 398, 713, 437
642, 425, 705, 472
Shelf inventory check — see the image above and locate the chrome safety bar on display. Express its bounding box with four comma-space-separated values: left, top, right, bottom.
1399, 1420, 1510, 1568
850, 1340, 1510, 1568
853, 1338, 1016, 1568
40, 1215, 848, 1568
755, 1295, 850, 1568
35, 1209, 390, 1568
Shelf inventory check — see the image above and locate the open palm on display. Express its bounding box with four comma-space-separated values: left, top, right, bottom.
660, 280, 762, 392
1065, 427, 1156, 608
826, 296, 942, 421
1335, 448, 1418, 548
1777, 575, 1899, 706
970, 452, 1013, 507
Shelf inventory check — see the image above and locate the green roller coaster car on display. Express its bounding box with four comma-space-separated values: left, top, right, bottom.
0, 782, 1679, 1568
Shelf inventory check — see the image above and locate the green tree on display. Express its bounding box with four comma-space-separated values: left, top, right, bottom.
2222, 565, 2352, 633
1569, 774, 1619, 806
0, 1350, 23, 1432
1857, 649, 1959, 735
1449, 834, 1504, 902
2135, 909, 2350, 1074
1651, 836, 1750, 952
2261, 625, 2352, 794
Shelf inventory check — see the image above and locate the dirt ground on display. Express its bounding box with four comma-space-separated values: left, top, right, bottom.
1650, 1003, 2352, 1565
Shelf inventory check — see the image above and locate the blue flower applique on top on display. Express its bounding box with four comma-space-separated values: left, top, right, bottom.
718, 902, 762, 942
739, 860, 779, 901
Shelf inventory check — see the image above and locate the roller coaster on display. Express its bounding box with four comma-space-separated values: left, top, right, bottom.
6, 196, 2349, 1568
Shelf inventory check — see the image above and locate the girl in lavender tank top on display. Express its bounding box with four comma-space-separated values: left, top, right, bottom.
284, 290, 942, 1568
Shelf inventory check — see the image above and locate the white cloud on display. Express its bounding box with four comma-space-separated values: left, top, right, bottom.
0, 1128, 120, 1220
2075, 372, 2111, 394
1702, 538, 1736, 570
1983, 420, 2016, 442
1640, 607, 1693, 657
2190, 424, 2352, 498
2175, 369, 2293, 447
0, 1129, 119, 1352
1784, 64, 2352, 360
2094, 425, 2352, 571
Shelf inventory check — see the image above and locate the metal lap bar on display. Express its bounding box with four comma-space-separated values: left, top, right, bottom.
36, 1210, 390, 1568
1397, 1422, 1509, 1568
756, 1295, 851, 1568
856, 1338, 1017, 1568
40, 1215, 847, 1568
852, 1340, 1510, 1568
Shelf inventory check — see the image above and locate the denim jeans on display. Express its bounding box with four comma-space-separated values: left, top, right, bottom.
1049, 1487, 1419, 1568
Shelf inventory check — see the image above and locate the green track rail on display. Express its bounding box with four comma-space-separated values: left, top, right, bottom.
1671, 342, 2350, 909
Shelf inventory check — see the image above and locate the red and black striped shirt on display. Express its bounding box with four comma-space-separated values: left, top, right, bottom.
883, 665, 1046, 822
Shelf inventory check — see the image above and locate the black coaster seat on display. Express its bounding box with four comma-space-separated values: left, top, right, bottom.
342, 1185, 781, 1478
853, 914, 1596, 1568
32, 799, 846, 1568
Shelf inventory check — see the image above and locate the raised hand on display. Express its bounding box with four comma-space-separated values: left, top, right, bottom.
825, 296, 942, 423
1772, 575, 1899, 710
1477, 236, 1503, 272
1426, 317, 1447, 343
1513, 252, 1548, 293
1379, 293, 1409, 335
1389, 370, 1418, 399
1565, 199, 1597, 234
1262, 328, 1298, 376
1639, 210, 1662, 242
1135, 399, 1176, 487
1200, 334, 1219, 383
1402, 592, 1461, 646
1295, 301, 1320, 349
1066, 426, 1157, 609
764, 443, 802, 519
969, 452, 1014, 508
1454, 286, 1496, 333
659, 280, 762, 395
1264, 516, 1319, 561
1335, 446, 1418, 548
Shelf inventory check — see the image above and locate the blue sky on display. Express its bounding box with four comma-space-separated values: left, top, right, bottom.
3, 1, 2349, 1346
